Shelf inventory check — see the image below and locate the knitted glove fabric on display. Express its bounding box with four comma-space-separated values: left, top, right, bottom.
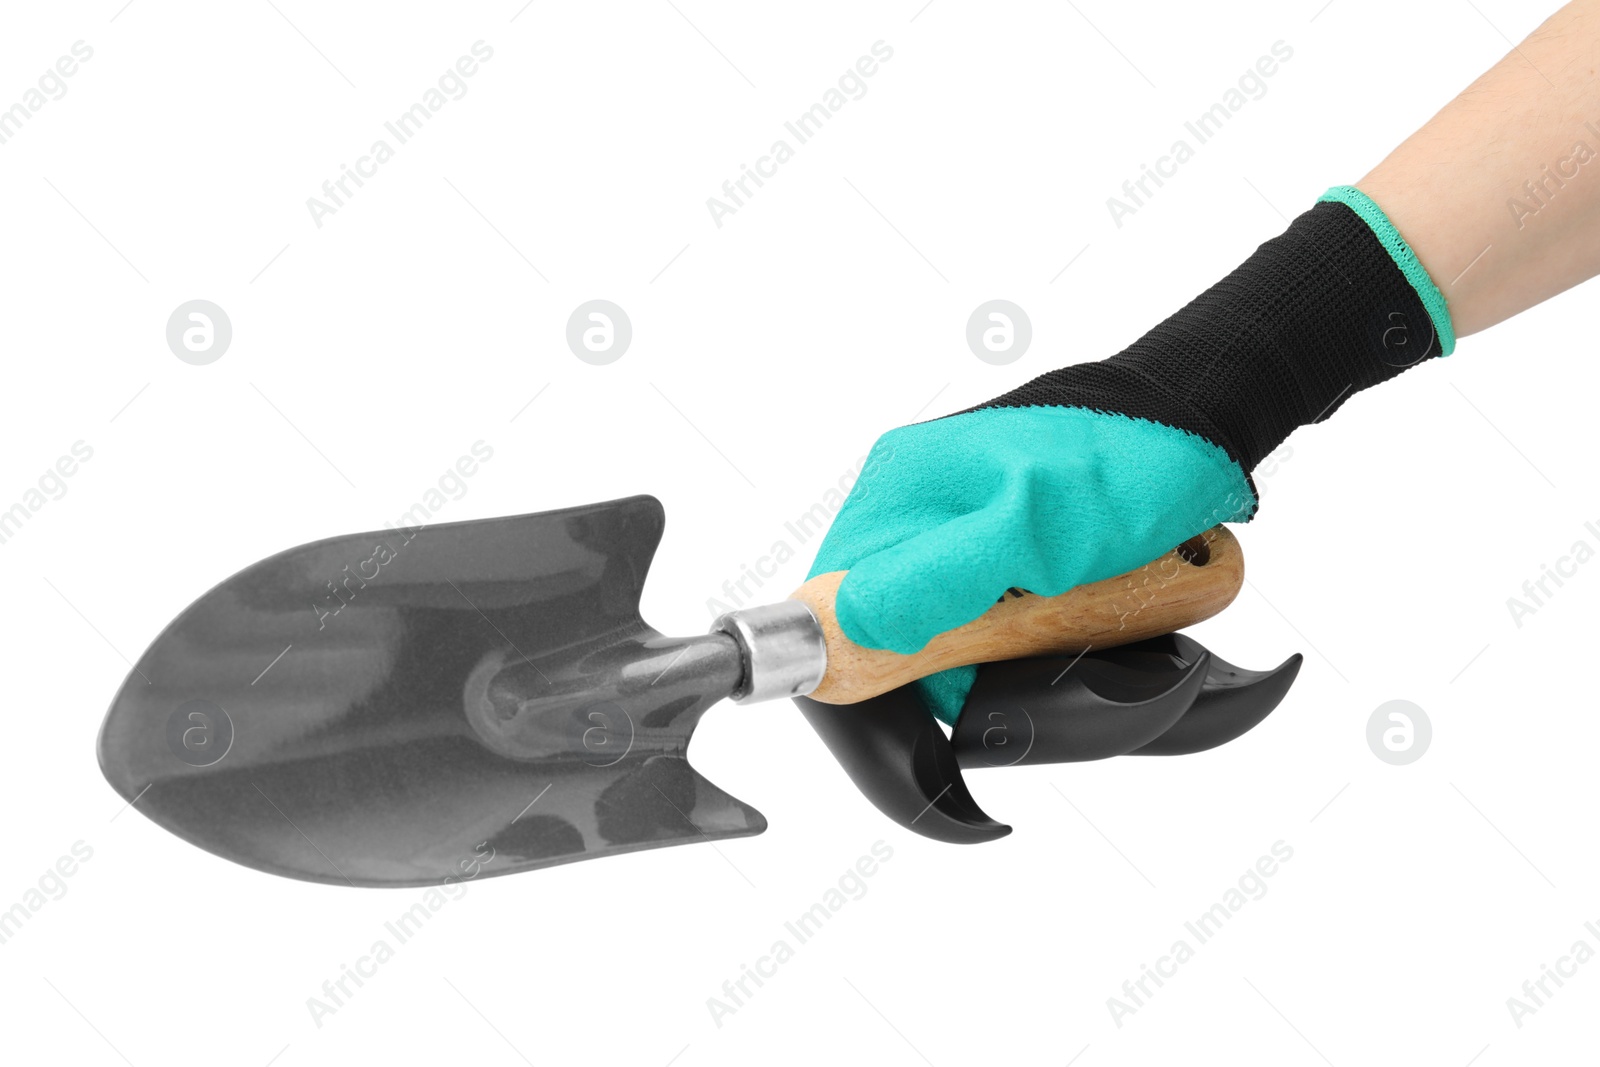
808, 186, 1455, 725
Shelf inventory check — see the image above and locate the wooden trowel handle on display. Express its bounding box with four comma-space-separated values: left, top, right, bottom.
790, 526, 1244, 704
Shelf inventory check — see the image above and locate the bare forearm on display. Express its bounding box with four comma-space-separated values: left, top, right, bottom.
1360, 0, 1600, 337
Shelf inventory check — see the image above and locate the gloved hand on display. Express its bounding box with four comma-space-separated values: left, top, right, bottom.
810, 186, 1456, 725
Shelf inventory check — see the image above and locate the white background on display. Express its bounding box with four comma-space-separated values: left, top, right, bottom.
1, 1, 1596, 1063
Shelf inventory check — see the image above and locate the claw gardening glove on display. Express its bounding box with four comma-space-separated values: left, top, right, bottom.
809, 186, 1456, 725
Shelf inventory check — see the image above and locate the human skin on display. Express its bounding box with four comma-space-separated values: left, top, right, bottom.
1361, 0, 1600, 337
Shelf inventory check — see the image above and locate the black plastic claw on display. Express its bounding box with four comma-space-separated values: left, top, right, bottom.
793, 686, 1011, 845
1113, 634, 1302, 756
951, 649, 1211, 768
796, 632, 1299, 844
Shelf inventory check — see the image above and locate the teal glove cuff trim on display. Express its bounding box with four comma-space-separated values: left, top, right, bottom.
1318, 185, 1456, 356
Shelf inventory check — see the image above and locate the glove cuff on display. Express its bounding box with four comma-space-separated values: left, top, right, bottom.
966, 190, 1455, 478
1318, 184, 1456, 356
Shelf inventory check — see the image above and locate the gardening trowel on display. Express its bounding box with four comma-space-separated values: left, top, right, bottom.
97, 495, 1299, 887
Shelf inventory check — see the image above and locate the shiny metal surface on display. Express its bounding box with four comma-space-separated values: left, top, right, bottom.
97, 495, 764, 887
711, 600, 827, 704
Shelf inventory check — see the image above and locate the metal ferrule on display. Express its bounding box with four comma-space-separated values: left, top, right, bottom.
710, 600, 828, 704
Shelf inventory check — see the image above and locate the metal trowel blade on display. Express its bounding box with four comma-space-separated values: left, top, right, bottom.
96, 495, 763, 887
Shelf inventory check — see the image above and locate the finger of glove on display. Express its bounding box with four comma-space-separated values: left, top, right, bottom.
832, 489, 1076, 654
806, 430, 995, 581
913, 665, 980, 727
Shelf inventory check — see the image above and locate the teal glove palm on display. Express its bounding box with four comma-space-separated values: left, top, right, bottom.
808, 405, 1253, 725
808, 188, 1457, 725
